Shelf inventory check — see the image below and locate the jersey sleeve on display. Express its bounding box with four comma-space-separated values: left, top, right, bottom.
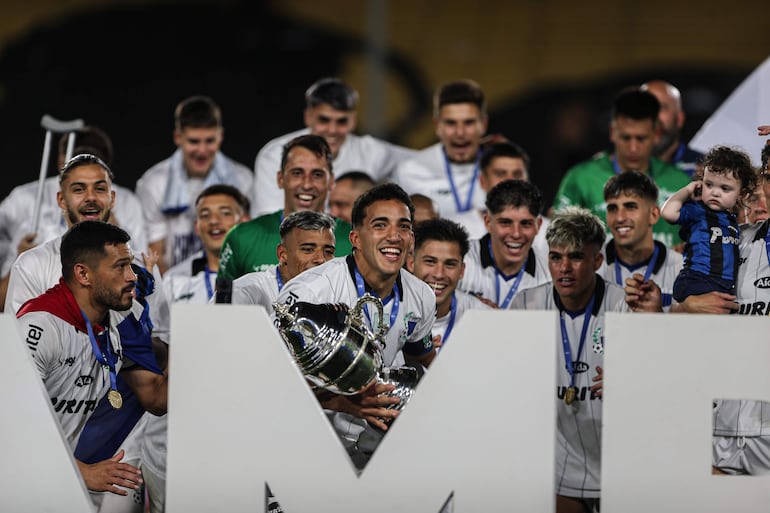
5, 254, 46, 314
252, 144, 283, 217
17, 312, 61, 379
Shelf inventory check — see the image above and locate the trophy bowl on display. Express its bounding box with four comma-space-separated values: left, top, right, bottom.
273, 299, 383, 395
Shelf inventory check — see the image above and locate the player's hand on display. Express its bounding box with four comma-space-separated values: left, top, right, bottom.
672, 292, 738, 314
76, 450, 142, 495
758, 125, 770, 137
590, 366, 603, 398
16, 233, 38, 255
432, 334, 443, 351
624, 273, 663, 312
141, 249, 160, 272
472, 294, 499, 309
320, 382, 401, 431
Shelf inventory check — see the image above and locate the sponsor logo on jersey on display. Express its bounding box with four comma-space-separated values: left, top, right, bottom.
738, 301, 770, 316
753, 277, 770, 289
709, 226, 738, 245
75, 375, 94, 387
572, 361, 589, 373
63, 357, 76, 367
25, 324, 44, 353
50, 397, 98, 415
556, 385, 600, 402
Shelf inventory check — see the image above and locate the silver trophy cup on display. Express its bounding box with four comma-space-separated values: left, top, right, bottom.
273, 294, 421, 423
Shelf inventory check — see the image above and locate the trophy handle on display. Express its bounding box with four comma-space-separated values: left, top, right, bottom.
350, 293, 388, 343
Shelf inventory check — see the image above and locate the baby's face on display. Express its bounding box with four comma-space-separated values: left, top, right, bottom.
701, 169, 742, 212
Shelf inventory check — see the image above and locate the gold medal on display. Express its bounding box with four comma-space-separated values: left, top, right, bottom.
564, 386, 577, 405
108, 389, 123, 409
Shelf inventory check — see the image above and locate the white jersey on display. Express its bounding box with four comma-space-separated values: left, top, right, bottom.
393, 143, 487, 231
509, 277, 630, 498
18, 302, 145, 449
135, 152, 253, 268
251, 128, 416, 216
459, 234, 551, 307
163, 252, 215, 304
432, 289, 492, 346
4, 236, 170, 343
712, 219, 770, 475
0, 176, 147, 275
598, 239, 682, 311
231, 266, 281, 311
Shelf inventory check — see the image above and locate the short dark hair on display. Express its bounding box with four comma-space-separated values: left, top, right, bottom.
279, 210, 336, 241
351, 182, 414, 228
761, 144, 770, 173
57, 126, 114, 166
175, 95, 222, 131
480, 141, 531, 173
59, 153, 114, 183
280, 134, 333, 174
701, 145, 757, 198
413, 218, 470, 258
611, 87, 660, 123
335, 170, 376, 188
434, 79, 486, 117
603, 170, 659, 203
305, 78, 359, 111
485, 179, 543, 217
195, 184, 251, 214
61, 221, 130, 281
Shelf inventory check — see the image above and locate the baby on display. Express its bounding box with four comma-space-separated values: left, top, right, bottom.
661, 145, 757, 302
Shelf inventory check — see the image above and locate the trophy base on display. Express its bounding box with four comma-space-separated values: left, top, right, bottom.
373, 365, 424, 432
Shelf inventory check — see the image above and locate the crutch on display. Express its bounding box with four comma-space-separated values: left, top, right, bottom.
31, 115, 84, 235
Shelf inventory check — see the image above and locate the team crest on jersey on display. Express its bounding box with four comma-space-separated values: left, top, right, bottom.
398, 312, 417, 345
591, 327, 604, 355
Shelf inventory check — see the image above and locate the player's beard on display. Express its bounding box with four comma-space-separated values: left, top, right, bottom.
653, 125, 680, 157
94, 283, 134, 312
66, 204, 111, 226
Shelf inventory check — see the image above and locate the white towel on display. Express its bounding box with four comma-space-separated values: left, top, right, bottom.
160, 149, 241, 214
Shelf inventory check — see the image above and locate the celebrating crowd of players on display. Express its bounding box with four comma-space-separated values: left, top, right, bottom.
2, 77, 770, 513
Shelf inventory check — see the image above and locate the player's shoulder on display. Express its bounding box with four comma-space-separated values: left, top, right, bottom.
257, 129, 308, 156
136, 157, 172, 188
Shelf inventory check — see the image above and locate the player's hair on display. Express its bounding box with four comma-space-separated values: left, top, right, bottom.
434, 79, 486, 118
603, 170, 659, 203
701, 145, 757, 198
57, 126, 114, 166
410, 193, 440, 220
335, 170, 376, 188
546, 207, 606, 252
760, 144, 770, 174
174, 95, 222, 131
480, 141, 531, 173
59, 153, 114, 183
61, 221, 130, 281
280, 134, 333, 175
413, 218, 470, 258
485, 179, 543, 217
351, 182, 415, 228
279, 210, 336, 241
195, 184, 251, 214
305, 78, 359, 111
611, 87, 660, 123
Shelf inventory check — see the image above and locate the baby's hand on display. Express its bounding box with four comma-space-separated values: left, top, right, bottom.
687, 180, 702, 199
758, 125, 770, 137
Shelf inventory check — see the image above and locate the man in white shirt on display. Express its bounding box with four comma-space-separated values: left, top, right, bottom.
393, 79, 489, 232
409, 218, 491, 348
164, 185, 250, 304
251, 78, 416, 216
16, 220, 167, 511
135, 95, 253, 273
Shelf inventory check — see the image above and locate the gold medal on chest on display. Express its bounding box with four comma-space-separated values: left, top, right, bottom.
108, 389, 123, 409
564, 386, 577, 405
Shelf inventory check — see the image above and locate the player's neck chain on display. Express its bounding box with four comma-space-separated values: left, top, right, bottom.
442, 147, 481, 213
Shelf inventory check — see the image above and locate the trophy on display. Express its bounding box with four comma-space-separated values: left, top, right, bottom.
273, 294, 421, 423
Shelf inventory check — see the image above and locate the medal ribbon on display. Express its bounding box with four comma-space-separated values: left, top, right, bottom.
81, 310, 119, 395
765, 226, 770, 268
204, 264, 214, 300
613, 244, 659, 286
354, 266, 399, 332
275, 267, 284, 292
440, 293, 459, 345
487, 238, 527, 308
559, 295, 595, 389
442, 148, 481, 213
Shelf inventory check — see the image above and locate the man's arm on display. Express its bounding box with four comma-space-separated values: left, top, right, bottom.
670, 292, 739, 314
317, 381, 401, 432
120, 337, 168, 416
624, 274, 664, 312
76, 449, 143, 495
148, 240, 167, 275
